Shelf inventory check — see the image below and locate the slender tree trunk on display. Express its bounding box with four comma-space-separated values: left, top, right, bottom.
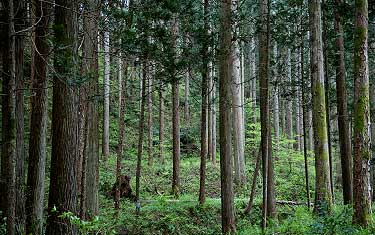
309, 0, 332, 214
212, 70, 217, 165
159, 79, 165, 164
301, 28, 311, 210
26, 0, 51, 233
46, 0, 79, 234
103, 30, 110, 159
171, 17, 181, 198
244, 146, 261, 214
1, 1, 17, 233
185, 68, 190, 123
286, 49, 293, 141
115, 56, 127, 216
295, 51, 301, 152
208, 61, 213, 162
273, 45, 280, 156
232, 42, 246, 184
135, 62, 147, 214
334, 0, 353, 205
250, 37, 257, 124
219, 0, 236, 233
259, 0, 274, 226
199, 0, 209, 205
148, 69, 154, 167
322, 0, 334, 201
353, 0, 371, 226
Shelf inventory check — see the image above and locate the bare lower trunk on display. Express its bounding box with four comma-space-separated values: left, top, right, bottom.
219, 0, 236, 233
352, 0, 371, 226
334, 0, 353, 204
26, 1, 50, 233
309, 0, 332, 213
159, 80, 165, 164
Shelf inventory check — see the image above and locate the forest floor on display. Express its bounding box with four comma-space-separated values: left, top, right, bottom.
92, 152, 375, 235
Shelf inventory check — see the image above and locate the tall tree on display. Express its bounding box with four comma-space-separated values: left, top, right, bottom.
135, 62, 147, 214
103, 27, 110, 159
219, 0, 235, 233
14, 0, 26, 232
1, 0, 17, 233
46, 0, 79, 234
353, 0, 371, 225
232, 41, 246, 184
26, 0, 51, 233
159, 79, 165, 164
309, 0, 332, 213
199, 0, 209, 205
148, 69, 154, 166
80, 0, 100, 220
334, 0, 353, 205
171, 16, 181, 198
258, 0, 275, 226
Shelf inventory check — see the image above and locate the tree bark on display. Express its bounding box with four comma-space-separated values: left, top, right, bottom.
80, 0, 99, 220
14, 0, 26, 232
1, 1, 17, 233
334, 0, 353, 205
309, 0, 332, 214
103, 29, 110, 159
219, 0, 236, 233
46, 0, 79, 234
232, 42, 246, 184
135, 62, 147, 214
159, 79, 165, 164
26, 0, 51, 233
353, 0, 371, 226
286, 49, 293, 141
185, 68, 190, 123
199, 0, 209, 205
148, 68, 154, 167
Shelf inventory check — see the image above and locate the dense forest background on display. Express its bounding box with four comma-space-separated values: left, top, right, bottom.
0, 0, 375, 234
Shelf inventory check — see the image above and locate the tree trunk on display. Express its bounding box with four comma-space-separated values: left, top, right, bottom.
232, 42, 246, 184
103, 30, 110, 159
80, 0, 99, 220
185, 68, 190, 123
148, 69, 154, 167
309, 0, 332, 214
171, 17, 181, 198
294, 51, 301, 152
301, 28, 311, 210
26, 0, 51, 233
219, 0, 236, 233
159, 79, 165, 164
259, 0, 275, 225
208, 61, 213, 163
46, 0, 79, 234
115, 55, 127, 216
135, 62, 147, 214
322, 0, 334, 201
353, 0, 371, 226
286, 49, 293, 141
199, 0, 209, 205
334, 0, 353, 205
244, 146, 261, 214
1, 1, 17, 233
14, 0, 26, 232
250, 37, 257, 124
273, 45, 280, 156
